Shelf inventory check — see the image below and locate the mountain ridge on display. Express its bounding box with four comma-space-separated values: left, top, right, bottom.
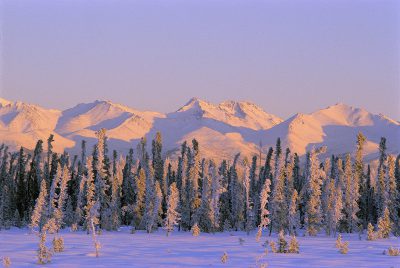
0, 97, 398, 161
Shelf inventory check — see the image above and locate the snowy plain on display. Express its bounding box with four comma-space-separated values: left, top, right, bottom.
1, 227, 399, 268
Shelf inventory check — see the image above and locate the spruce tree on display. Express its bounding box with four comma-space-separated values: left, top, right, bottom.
343, 154, 359, 233
209, 160, 221, 232
15, 147, 27, 222
27, 140, 43, 210
376, 137, 388, 217
229, 153, 244, 231
30, 179, 48, 232
164, 182, 180, 236
386, 156, 399, 234
258, 177, 271, 238
303, 148, 324, 236
377, 207, 391, 239
288, 190, 300, 235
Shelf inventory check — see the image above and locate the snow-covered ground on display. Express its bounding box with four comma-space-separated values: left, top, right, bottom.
1, 227, 399, 267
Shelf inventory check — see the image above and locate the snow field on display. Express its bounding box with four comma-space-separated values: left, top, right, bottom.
1, 227, 399, 268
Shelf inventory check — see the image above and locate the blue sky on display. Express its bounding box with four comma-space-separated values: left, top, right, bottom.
1, 0, 399, 119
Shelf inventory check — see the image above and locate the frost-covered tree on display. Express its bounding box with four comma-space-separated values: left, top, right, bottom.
30, 179, 48, 232
271, 152, 288, 233
367, 222, 375, 241
242, 159, 254, 234
110, 154, 123, 230
258, 177, 271, 238
164, 182, 180, 236
199, 160, 213, 232
209, 160, 221, 232
27, 140, 43, 210
148, 181, 162, 233
343, 154, 359, 233
376, 137, 388, 217
377, 207, 391, 239
229, 153, 244, 230
84, 157, 98, 233
132, 168, 145, 229
386, 155, 399, 234
121, 149, 135, 224
187, 140, 201, 227
142, 151, 156, 233
288, 190, 300, 235
152, 132, 165, 212
93, 129, 112, 230
303, 148, 324, 236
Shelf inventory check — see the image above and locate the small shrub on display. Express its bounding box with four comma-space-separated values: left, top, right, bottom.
255, 227, 262, 242
255, 254, 268, 268
367, 223, 376, 241
70, 223, 78, 232
339, 242, 349, 254
37, 232, 52, 264
2, 257, 11, 268
269, 241, 277, 253
277, 230, 288, 253
221, 252, 228, 264
386, 247, 400, 256
239, 238, 245, 246
191, 223, 200, 237
130, 227, 136, 234
288, 235, 300, 254
52, 237, 64, 253
335, 234, 349, 254
377, 208, 392, 239
335, 234, 342, 249
95, 241, 101, 258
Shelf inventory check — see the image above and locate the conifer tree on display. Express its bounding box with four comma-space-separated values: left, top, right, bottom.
44, 134, 54, 187
30, 179, 48, 232
148, 181, 162, 233
271, 152, 288, 233
277, 230, 288, 253
209, 160, 221, 232
288, 235, 300, 253
132, 168, 145, 229
386, 155, 399, 234
15, 147, 27, 222
376, 137, 388, 217
343, 154, 359, 233
303, 148, 324, 236
243, 159, 254, 234
94, 129, 112, 230
367, 222, 375, 240
152, 132, 165, 209
187, 140, 201, 226
164, 182, 180, 236
121, 149, 135, 224
258, 177, 271, 238
288, 190, 300, 235
199, 161, 212, 232
27, 140, 43, 210
377, 207, 391, 239
84, 157, 97, 233
229, 153, 244, 230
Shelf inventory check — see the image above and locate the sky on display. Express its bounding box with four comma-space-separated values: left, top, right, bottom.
1, 0, 399, 120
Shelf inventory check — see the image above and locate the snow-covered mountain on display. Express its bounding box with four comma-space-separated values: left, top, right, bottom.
0, 98, 398, 161
0, 98, 73, 152
258, 103, 400, 161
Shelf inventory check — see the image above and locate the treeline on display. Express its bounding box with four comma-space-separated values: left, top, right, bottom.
0, 130, 399, 237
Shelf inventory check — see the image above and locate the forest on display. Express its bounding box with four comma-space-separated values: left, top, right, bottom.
0, 130, 399, 264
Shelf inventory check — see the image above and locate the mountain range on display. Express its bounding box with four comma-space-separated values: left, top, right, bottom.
0, 97, 398, 161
